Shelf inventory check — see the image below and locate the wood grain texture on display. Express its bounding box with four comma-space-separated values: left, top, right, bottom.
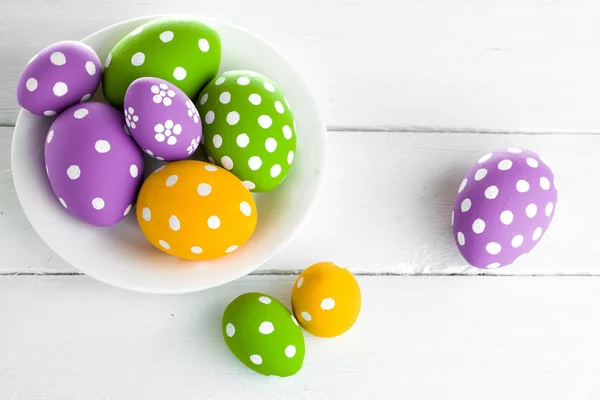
1, 275, 600, 400
3, 0, 600, 131
2, 126, 597, 275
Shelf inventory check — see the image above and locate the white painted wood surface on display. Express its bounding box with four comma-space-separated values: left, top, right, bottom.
3, 0, 600, 131
2, 275, 600, 400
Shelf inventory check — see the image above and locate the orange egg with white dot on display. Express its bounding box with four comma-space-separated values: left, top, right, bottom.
136, 160, 257, 260
291, 262, 361, 338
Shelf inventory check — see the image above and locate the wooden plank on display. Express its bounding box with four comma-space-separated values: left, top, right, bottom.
1, 275, 600, 399
3, 0, 600, 131
2, 126, 598, 275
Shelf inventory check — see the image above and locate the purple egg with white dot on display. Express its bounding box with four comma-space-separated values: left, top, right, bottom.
124, 77, 202, 161
45, 102, 144, 227
452, 148, 558, 269
17, 41, 102, 116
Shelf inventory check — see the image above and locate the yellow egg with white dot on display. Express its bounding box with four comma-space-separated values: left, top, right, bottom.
291, 262, 361, 338
136, 160, 257, 260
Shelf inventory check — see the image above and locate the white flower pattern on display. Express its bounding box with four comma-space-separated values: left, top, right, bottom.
186, 100, 200, 123
151, 83, 176, 106
187, 136, 201, 155
124, 107, 139, 129
154, 119, 182, 145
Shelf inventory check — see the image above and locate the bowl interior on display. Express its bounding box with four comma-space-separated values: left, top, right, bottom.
11, 15, 327, 294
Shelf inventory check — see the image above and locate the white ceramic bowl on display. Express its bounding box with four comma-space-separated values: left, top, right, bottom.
12, 15, 327, 294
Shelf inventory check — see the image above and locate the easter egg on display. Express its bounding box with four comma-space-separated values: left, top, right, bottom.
291, 262, 361, 338
222, 292, 305, 377
45, 102, 144, 227
452, 148, 558, 269
124, 77, 202, 161
136, 160, 257, 260
17, 41, 102, 116
196, 70, 297, 192
102, 17, 221, 109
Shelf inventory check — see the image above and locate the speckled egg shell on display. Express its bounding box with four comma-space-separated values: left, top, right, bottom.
452, 148, 558, 269
102, 17, 221, 109
291, 262, 361, 338
196, 70, 297, 192
124, 77, 202, 161
17, 41, 102, 116
136, 160, 257, 260
45, 102, 144, 227
222, 292, 305, 377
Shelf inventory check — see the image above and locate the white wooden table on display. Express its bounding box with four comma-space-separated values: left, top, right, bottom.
2, 1, 600, 398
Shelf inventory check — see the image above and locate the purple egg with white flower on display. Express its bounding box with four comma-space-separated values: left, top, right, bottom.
452, 148, 558, 269
123, 77, 202, 161
45, 102, 144, 227
17, 41, 102, 116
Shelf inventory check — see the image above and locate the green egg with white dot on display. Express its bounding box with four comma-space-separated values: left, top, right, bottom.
222, 292, 305, 377
197, 70, 297, 192
102, 17, 221, 109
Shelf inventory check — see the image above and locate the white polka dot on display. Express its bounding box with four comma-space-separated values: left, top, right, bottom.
258, 115, 272, 129
159, 30, 174, 42
248, 156, 262, 171
486, 242, 502, 255
478, 153, 492, 164
190, 246, 203, 254
166, 175, 178, 187
545, 202, 554, 217
208, 216, 220, 229
204, 164, 217, 172
512, 234, 524, 248
258, 321, 274, 334
92, 198, 105, 210
221, 156, 233, 170
26, 78, 38, 92
200, 93, 208, 105
169, 215, 180, 231
85, 61, 96, 76
487, 263, 501, 269
146, 150, 154, 156
94, 140, 110, 153
215, 77, 226, 86
285, 345, 296, 358
507, 148, 522, 153
104, 53, 112, 68
44, 110, 56, 116
198, 38, 210, 52
474, 168, 487, 181
263, 82, 275, 92
282, 125, 293, 139
226, 323, 235, 337
236, 133, 249, 148
287, 151, 294, 165
296, 277, 304, 288
526, 158, 539, 168
159, 240, 170, 250
127, 165, 138, 178
227, 111, 240, 125
53, 82, 68, 97
458, 179, 467, 193
540, 177, 550, 190
301, 311, 311, 321
457, 232, 465, 246
195, 182, 212, 197
240, 201, 252, 216
219, 92, 231, 104
67, 165, 80, 180
59, 198, 67, 208
207, 156, 214, 163
472, 218, 486, 234
243, 181, 256, 190
274, 101, 285, 114
80, 93, 91, 102
500, 210, 514, 225
498, 159, 512, 171
461, 198, 472, 212
526, 203, 537, 218
249, 355, 262, 365
321, 298, 335, 310
131, 52, 145, 66
516, 180, 530, 193
532, 227, 543, 241
46, 130, 54, 143
142, 207, 151, 221
270, 164, 282, 178
485, 185, 499, 199
225, 245, 238, 253
265, 138, 277, 153
212, 134, 223, 149
259, 296, 271, 304
73, 108, 88, 119
173, 67, 186, 80
237, 76, 250, 85
291, 315, 299, 326
130, 26, 143, 36
205, 111, 215, 124
249, 93, 262, 105
50, 52, 66, 66
153, 165, 165, 174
